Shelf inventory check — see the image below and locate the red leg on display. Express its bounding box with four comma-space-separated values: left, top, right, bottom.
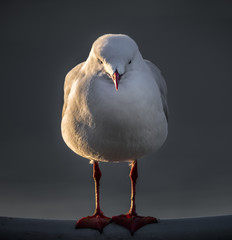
112, 160, 157, 234
128, 160, 138, 216
76, 161, 111, 232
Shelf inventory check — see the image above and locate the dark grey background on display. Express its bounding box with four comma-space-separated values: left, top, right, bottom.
0, 0, 232, 220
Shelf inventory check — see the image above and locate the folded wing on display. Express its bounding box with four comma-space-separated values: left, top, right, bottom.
145, 60, 169, 122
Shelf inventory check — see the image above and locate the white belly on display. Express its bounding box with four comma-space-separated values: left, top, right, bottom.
61, 72, 168, 162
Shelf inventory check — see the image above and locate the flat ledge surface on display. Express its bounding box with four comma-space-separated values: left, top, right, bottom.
0, 215, 232, 240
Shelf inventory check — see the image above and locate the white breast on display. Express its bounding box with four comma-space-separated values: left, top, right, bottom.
61, 68, 168, 162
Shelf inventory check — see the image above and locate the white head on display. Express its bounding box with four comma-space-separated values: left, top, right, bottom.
87, 34, 141, 91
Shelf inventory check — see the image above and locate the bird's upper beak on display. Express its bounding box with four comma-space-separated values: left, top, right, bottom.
112, 70, 120, 91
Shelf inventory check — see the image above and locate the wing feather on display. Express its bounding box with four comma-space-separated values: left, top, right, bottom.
145, 60, 169, 121
62, 62, 85, 117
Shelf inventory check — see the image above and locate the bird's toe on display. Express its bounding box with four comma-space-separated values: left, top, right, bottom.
112, 213, 158, 234
76, 214, 112, 232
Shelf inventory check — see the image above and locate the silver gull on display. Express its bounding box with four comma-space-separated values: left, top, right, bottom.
61, 34, 168, 234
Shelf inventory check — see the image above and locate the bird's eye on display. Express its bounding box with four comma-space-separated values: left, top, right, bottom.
128, 60, 132, 64
98, 58, 103, 64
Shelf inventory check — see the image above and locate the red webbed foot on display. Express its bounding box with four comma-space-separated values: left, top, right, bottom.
112, 213, 157, 234
76, 213, 111, 232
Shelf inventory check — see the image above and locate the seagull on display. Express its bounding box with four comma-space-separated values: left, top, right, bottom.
61, 34, 168, 234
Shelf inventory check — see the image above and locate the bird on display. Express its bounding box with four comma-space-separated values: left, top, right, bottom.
61, 34, 168, 234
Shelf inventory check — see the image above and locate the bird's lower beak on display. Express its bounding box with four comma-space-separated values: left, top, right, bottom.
112, 70, 120, 91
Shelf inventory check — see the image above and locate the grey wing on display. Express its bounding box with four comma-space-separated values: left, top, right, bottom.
145, 60, 169, 121
62, 62, 85, 117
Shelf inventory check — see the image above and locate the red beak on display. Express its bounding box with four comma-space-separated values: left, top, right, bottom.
112, 70, 120, 91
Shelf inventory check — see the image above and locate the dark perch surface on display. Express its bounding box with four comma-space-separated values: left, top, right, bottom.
0, 215, 232, 240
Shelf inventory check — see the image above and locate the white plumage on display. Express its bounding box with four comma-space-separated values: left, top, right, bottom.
61, 34, 168, 163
